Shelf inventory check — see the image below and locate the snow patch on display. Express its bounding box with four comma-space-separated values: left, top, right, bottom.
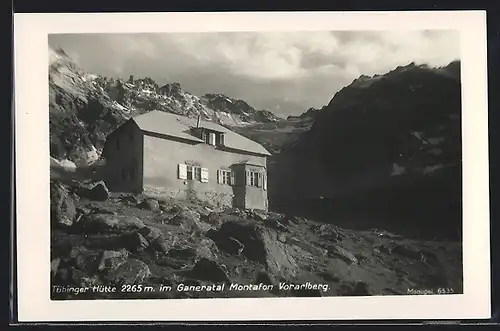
49, 49, 65, 65
411, 131, 424, 141
59, 159, 77, 171
391, 163, 406, 176
86, 145, 100, 165
422, 164, 445, 175
113, 101, 128, 112
51, 157, 77, 172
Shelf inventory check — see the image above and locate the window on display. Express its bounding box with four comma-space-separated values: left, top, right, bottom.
223, 171, 230, 185
187, 165, 194, 180
201, 131, 214, 145
251, 172, 259, 187
178, 164, 208, 183
246, 170, 266, 188
217, 169, 233, 185
216, 133, 225, 146
186, 166, 202, 181
199, 129, 223, 147
208, 133, 216, 146
194, 167, 202, 181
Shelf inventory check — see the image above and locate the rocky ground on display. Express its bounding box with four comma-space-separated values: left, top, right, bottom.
50, 180, 463, 300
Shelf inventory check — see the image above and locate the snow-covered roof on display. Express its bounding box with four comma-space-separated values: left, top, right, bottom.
131, 111, 271, 156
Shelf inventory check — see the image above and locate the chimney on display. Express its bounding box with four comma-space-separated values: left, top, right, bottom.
196, 115, 201, 128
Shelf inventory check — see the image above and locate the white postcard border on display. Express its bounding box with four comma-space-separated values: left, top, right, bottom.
13, 11, 490, 322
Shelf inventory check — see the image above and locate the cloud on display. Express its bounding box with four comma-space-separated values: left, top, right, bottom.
48, 30, 459, 116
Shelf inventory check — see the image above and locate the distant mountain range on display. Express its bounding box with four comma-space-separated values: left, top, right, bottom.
49, 47, 281, 166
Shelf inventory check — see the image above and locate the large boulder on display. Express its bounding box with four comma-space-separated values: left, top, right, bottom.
138, 198, 160, 212
118, 226, 174, 254
96, 249, 129, 273
167, 210, 202, 233
80, 214, 145, 233
69, 246, 101, 273
137, 226, 163, 241
117, 231, 150, 252
50, 181, 77, 227
103, 258, 151, 286
76, 181, 110, 201
207, 220, 299, 280
189, 257, 229, 283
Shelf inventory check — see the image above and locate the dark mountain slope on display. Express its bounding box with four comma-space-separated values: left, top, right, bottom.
268, 61, 462, 240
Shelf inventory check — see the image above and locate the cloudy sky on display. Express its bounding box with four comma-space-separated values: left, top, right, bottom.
48, 31, 459, 116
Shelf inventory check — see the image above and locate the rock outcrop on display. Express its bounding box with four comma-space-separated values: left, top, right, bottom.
50, 181, 77, 228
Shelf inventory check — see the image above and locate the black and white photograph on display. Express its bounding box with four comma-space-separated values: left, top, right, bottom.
47, 29, 464, 300
14, 11, 490, 322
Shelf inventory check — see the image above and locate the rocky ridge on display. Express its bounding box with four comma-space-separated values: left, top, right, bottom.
49, 47, 281, 166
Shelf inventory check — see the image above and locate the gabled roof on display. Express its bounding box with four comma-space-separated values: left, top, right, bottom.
131, 110, 271, 156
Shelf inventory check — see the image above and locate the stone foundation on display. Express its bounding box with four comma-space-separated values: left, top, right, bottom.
143, 186, 233, 209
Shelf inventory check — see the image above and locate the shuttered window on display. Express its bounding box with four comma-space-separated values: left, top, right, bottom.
178, 164, 188, 179
179, 164, 208, 182
209, 133, 216, 146
246, 170, 266, 188
246, 171, 251, 186
217, 169, 232, 185
201, 168, 209, 183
